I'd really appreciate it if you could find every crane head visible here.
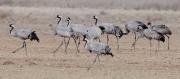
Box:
[57,15,61,18]
[147,22,151,26]
[67,17,71,20]
[9,24,14,27]
[93,16,97,19]
[57,15,62,24]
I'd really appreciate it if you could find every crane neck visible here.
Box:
[147,25,153,29]
[147,22,152,28]
[94,18,98,25]
[57,15,61,24]
[67,20,70,27]
[57,17,61,24]
[83,35,87,47]
[9,25,14,34]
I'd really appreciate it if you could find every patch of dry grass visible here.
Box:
[0,6,180,26]
[1,0,180,10]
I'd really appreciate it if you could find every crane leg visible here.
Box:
[84,41,87,48]
[134,33,136,50]
[135,33,137,40]
[131,36,139,51]
[12,41,26,54]
[107,34,109,45]
[158,41,160,50]
[24,41,27,56]
[116,36,120,50]
[52,40,63,56]
[65,38,70,53]
[166,35,170,50]
[132,32,137,50]
[97,55,100,63]
[150,40,152,53]
[77,37,81,48]
[87,54,99,71]
[73,37,80,53]
[98,38,101,42]
[155,41,160,54]
[168,37,170,50]
[158,41,160,51]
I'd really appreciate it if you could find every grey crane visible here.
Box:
[52,16,79,55]
[125,20,148,50]
[79,16,105,43]
[85,25,104,42]
[132,24,165,52]
[83,35,113,70]
[148,22,172,50]
[76,16,105,42]
[9,24,39,55]
[63,17,104,53]
[93,16,126,49]
[66,17,90,51]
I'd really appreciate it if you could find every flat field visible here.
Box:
[0,4,180,79]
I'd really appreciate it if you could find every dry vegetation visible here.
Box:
[1,0,180,10]
[0,0,180,79]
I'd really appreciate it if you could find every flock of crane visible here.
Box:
[9,15,172,70]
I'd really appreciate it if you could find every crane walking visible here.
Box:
[83,35,113,70]
[52,16,79,55]
[9,24,39,55]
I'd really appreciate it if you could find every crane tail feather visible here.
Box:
[98,26,105,33]
[159,36,165,42]
[157,33,165,43]
[28,31,40,42]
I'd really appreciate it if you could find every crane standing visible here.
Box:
[93,16,126,49]
[125,20,148,50]
[132,24,165,52]
[148,22,172,50]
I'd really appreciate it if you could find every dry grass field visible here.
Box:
[0,0,180,79]
[1,0,180,10]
